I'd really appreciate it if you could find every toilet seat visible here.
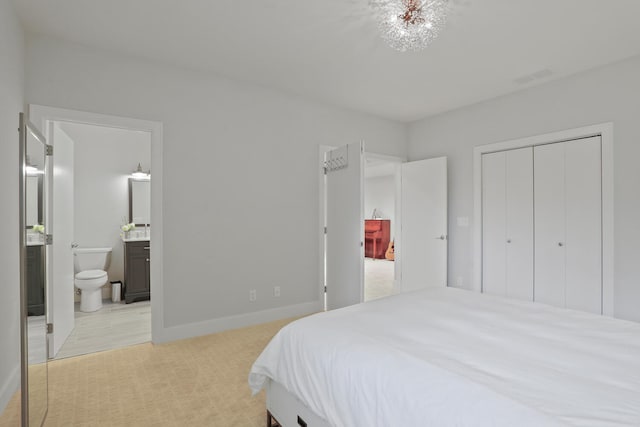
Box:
[75,269,107,280]
[75,270,108,289]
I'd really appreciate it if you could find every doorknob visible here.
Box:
[71,242,79,248]
[435,235,446,240]
[558,242,564,247]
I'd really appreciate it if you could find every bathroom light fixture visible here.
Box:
[369,0,449,52]
[131,163,150,180]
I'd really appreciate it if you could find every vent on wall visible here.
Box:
[514,68,554,85]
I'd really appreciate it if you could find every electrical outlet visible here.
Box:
[249,290,257,302]
[274,286,281,297]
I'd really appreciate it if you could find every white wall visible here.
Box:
[364,175,395,239]
[408,55,640,322]
[0,0,23,414]
[25,36,407,335]
[61,122,151,299]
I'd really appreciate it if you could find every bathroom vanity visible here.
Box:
[26,243,45,316]
[123,239,150,303]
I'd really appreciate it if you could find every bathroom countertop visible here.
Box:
[121,235,150,243]
[120,231,151,243]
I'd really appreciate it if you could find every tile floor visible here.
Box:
[54,300,151,359]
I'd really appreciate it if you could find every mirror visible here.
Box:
[129,178,150,226]
[25,175,42,228]
[20,113,48,426]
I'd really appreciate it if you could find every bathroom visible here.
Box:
[51,120,152,359]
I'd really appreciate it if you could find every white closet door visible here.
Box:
[534,143,566,307]
[505,147,534,300]
[482,148,533,299]
[565,137,602,314]
[482,151,507,296]
[534,137,602,312]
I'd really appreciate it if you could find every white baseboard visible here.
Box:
[0,364,20,417]
[153,300,323,344]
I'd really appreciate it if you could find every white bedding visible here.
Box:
[249,287,640,427]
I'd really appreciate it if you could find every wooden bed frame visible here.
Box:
[265,379,330,427]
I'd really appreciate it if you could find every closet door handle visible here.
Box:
[435,235,447,240]
[558,242,564,247]
[506,239,512,243]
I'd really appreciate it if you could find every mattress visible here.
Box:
[249,287,640,426]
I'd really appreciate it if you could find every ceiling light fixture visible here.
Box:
[370,0,449,52]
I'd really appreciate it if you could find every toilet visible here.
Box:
[74,247,112,312]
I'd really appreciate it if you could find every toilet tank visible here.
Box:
[74,247,112,273]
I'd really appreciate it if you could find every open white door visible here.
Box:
[48,123,75,357]
[399,157,447,291]
[325,143,364,310]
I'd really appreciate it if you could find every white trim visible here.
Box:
[158,301,322,343]
[473,123,614,316]
[28,105,166,342]
[0,364,20,415]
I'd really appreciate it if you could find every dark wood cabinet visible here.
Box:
[364,220,391,259]
[27,244,45,316]
[124,240,150,304]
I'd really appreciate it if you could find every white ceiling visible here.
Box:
[13,0,640,122]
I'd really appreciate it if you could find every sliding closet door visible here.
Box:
[534,137,602,313]
[482,148,533,299]
[564,137,602,313]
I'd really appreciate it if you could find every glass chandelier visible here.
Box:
[370,0,449,52]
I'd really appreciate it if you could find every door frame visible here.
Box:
[28,105,165,343]
[472,122,614,316]
[318,145,405,308]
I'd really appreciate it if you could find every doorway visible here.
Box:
[55,121,151,359]
[364,155,398,301]
[29,105,164,358]
[320,143,448,310]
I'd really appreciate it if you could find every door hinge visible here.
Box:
[46,144,53,156]
[324,226,327,234]
[47,323,53,334]
[360,241,363,247]
[324,286,327,293]
[45,234,53,245]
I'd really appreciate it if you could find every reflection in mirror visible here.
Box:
[20,113,48,426]
[129,178,150,226]
[25,175,42,227]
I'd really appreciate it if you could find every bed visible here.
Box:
[249,287,640,427]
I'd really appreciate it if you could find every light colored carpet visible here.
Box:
[364,257,395,301]
[0,317,295,427]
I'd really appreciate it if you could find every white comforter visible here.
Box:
[249,288,640,427]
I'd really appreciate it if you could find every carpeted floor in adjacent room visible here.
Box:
[0,317,295,427]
